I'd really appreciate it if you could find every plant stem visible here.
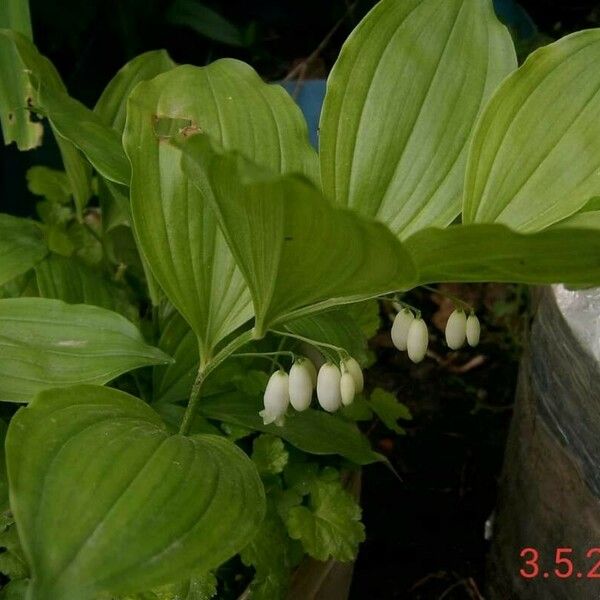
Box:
[270,329,348,360]
[178,328,255,435]
[421,284,472,311]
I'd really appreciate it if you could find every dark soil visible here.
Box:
[350,284,530,599]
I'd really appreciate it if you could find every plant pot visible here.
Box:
[486,285,600,599]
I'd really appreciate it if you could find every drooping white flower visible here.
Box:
[259,370,289,426]
[316,362,342,412]
[391,308,414,351]
[406,318,428,363]
[340,357,364,394]
[466,314,481,347]
[340,371,356,406]
[445,309,467,350]
[289,358,314,411]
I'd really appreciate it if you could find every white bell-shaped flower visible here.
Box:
[407,318,429,363]
[391,308,414,351]
[340,357,364,394]
[445,309,467,350]
[259,370,289,426]
[316,362,342,412]
[340,371,356,406]
[289,359,314,411]
[466,314,481,347]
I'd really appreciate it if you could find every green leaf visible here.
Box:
[152,310,198,403]
[199,391,382,465]
[251,434,289,476]
[0,298,170,403]
[6,385,265,599]
[0,31,129,185]
[54,135,92,218]
[124,61,317,358]
[284,308,371,366]
[0,0,30,36]
[319,0,516,238]
[155,572,217,600]
[167,0,245,47]
[405,223,600,286]
[0,514,28,580]
[107,570,218,600]
[0,30,92,213]
[37,83,129,185]
[178,134,417,336]
[0,578,29,600]
[284,476,364,562]
[94,50,175,134]
[35,254,136,319]
[464,30,600,231]
[26,166,71,203]
[0,214,47,286]
[240,501,300,600]
[368,388,411,435]
[0,2,40,149]
[0,420,9,510]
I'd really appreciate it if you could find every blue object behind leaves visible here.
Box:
[281,80,327,149]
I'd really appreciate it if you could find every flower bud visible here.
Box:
[316,362,342,412]
[340,371,356,406]
[466,314,481,347]
[407,318,428,363]
[289,359,314,411]
[391,308,414,351]
[340,357,364,394]
[259,370,289,426]
[445,309,467,350]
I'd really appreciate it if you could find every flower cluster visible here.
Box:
[391,307,480,363]
[260,356,363,426]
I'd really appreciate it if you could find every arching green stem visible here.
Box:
[179,328,255,435]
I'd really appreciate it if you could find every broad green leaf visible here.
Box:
[251,434,289,476]
[124,61,317,359]
[0,2,39,149]
[553,210,600,230]
[284,308,371,365]
[464,30,600,231]
[179,134,417,335]
[0,214,47,286]
[35,254,136,319]
[0,31,128,185]
[6,385,265,599]
[167,0,245,47]
[0,298,170,403]
[368,388,411,434]
[0,1,31,37]
[283,476,364,562]
[319,0,516,238]
[199,391,382,465]
[405,223,600,286]
[95,50,175,133]
[0,30,92,212]
[37,83,129,185]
